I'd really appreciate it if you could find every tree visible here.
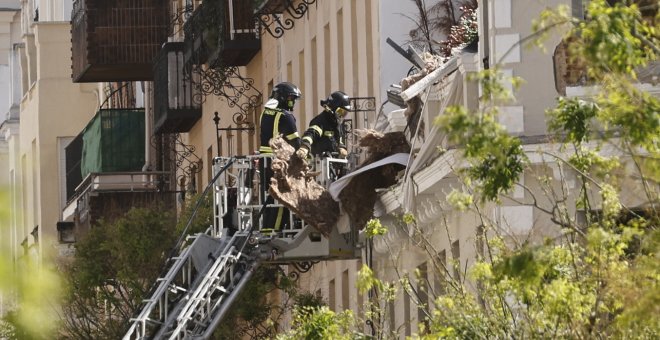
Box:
[405,0,478,56]
[59,191,323,339]
[283,1,659,338]
[59,206,177,339]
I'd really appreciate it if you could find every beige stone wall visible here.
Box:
[185,0,382,188]
[14,21,97,260]
[178,0,384,329]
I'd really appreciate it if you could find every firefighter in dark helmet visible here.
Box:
[296,91,351,159]
[259,82,302,232]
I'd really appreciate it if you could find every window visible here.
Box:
[287,61,293,82]
[298,50,306,125]
[329,279,336,311]
[311,37,318,119]
[57,136,74,211]
[388,298,396,334]
[356,261,363,314]
[365,0,374,99]
[337,8,345,89]
[417,262,429,333]
[451,240,461,281]
[342,269,350,310]
[403,289,411,336]
[324,23,331,95]
[350,1,359,94]
[433,250,447,296]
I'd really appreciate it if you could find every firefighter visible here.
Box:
[295,91,351,160]
[259,82,302,233]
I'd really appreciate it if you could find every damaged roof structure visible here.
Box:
[269,46,474,236]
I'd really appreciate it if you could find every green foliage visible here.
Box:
[365,218,387,238]
[356,264,383,294]
[176,191,215,236]
[61,205,176,339]
[277,306,362,340]
[436,101,527,201]
[212,265,325,339]
[285,1,659,339]
[440,5,479,58]
[0,188,62,339]
[446,189,473,211]
[212,266,279,339]
[402,212,416,225]
[548,97,598,144]
[540,0,660,153]
[418,219,658,338]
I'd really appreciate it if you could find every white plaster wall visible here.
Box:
[0,65,9,115]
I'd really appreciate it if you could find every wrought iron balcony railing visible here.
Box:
[153,42,202,134]
[71,0,169,82]
[183,0,260,69]
[254,0,316,38]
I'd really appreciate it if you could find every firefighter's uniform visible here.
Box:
[301,109,344,156]
[259,107,300,153]
[259,106,300,232]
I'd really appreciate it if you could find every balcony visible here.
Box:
[71,0,169,82]
[255,0,292,14]
[183,0,260,68]
[80,109,146,178]
[153,42,202,134]
[62,108,173,231]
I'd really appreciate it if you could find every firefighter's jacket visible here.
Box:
[259,106,300,153]
[301,110,345,156]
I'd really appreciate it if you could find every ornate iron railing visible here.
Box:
[255,0,317,38]
[153,42,202,134]
[70,0,169,82]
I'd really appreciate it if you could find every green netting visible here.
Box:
[81,109,145,179]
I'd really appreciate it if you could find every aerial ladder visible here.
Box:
[123,154,360,339]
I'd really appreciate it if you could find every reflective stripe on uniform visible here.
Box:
[310,125,322,135]
[286,132,299,140]
[323,131,334,136]
[302,136,313,144]
[274,207,284,230]
[259,146,273,153]
[273,111,283,138]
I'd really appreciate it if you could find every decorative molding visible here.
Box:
[493,0,512,28]
[415,194,444,227]
[494,34,520,64]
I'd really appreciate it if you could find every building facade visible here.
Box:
[3,0,656,338]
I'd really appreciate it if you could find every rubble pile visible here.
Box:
[400,53,440,133]
[268,130,410,236]
[338,129,410,229]
[268,136,338,237]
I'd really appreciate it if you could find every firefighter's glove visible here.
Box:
[338,147,348,159]
[296,146,309,160]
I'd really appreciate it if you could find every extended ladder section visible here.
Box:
[124,155,360,339]
[123,230,258,339]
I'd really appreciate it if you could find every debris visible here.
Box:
[338,130,410,229]
[268,130,410,235]
[400,53,441,133]
[268,136,338,237]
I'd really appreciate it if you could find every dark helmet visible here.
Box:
[271,82,302,110]
[321,91,351,112]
